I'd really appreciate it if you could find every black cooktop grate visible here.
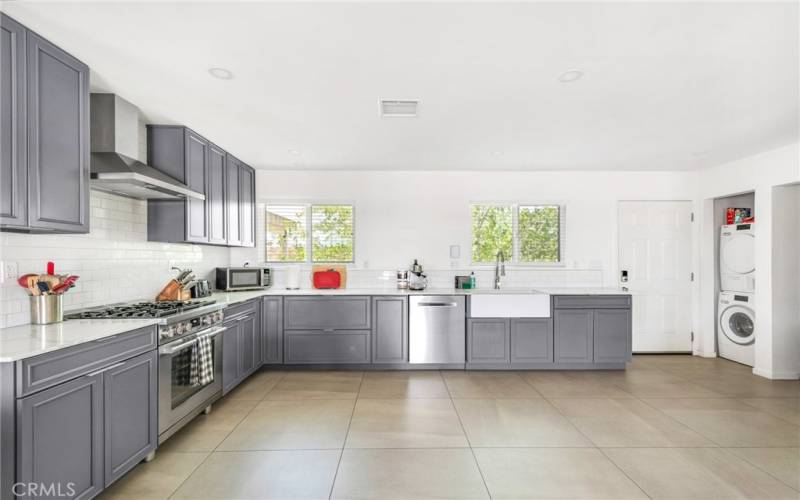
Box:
[65,300,215,319]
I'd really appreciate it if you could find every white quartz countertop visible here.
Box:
[0,318,160,362]
[210,287,631,306]
[1,287,629,362]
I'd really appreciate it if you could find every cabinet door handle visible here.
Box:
[86,361,125,378]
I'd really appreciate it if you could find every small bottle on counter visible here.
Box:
[469,272,476,289]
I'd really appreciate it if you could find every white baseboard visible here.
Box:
[752,368,800,380]
[692,350,717,358]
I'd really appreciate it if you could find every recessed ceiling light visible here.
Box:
[380,100,419,117]
[208,67,234,80]
[558,70,583,83]
[493,151,504,157]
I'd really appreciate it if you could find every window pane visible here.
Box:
[519,205,560,262]
[266,205,307,262]
[312,205,354,262]
[471,205,513,262]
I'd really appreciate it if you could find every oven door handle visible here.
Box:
[159,326,226,355]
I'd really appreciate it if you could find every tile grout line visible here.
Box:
[166,370,288,500]
[445,370,495,500]
[718,447,800,493]
[327,371,364,500]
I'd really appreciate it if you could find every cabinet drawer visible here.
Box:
[16,325,157,397]
[284,296,371,330]
[224,299,258,320]
[553,295,631,309]
[284,330,370,364]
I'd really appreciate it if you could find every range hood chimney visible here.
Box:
[90,94,204,200]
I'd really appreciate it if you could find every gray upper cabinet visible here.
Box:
[207,143,227,244]
[467,318,510,364]
[593,308,632,363]
[0,15,27,228]
[510,318,553,364]
[147,125,255,247]
[261,297,283,365]
[103,350,157,487]
[17,373,104,500]
[1,14,90,234]
[184,130,209,242]
[553,309,594,363]
[372,296,407,364]
[225,154,242,246]
[239,164,255,247]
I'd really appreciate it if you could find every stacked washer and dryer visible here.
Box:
[718,223,756,366]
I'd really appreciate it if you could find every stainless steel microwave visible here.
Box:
[215,267,272,291]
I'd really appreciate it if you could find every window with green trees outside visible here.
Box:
[471,204,562,264]
[266,204,354,263]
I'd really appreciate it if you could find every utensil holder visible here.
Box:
[30,295,63,325]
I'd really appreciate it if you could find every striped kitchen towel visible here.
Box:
[189,334,215,387]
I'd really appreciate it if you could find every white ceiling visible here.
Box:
[3,1,798,171]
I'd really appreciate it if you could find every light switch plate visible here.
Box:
[449,245,461,259]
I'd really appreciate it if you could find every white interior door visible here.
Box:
[618,201,693,352]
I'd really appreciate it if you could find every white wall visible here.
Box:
[771,183,800,378]
[696,142,800,378]
[231,170,696,288]
[0,191,230,328]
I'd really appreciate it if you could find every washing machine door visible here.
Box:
[719,305,755,345]
[721,232,755,275]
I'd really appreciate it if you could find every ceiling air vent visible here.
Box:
[380,99,419,117]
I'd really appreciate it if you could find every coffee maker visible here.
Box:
[408,259,428,290]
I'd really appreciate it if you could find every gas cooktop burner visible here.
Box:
[65,300,217,320]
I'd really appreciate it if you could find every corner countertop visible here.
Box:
[0,318,160,362]
[1,287,629,362]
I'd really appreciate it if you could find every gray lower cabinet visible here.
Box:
[103,351,157,487]
[261,297,283,365]
[553,309,594,363]
[467,319,510,364]
[15,348,157,500]
[284,330,370,364]
[1,14,90,234]
[593,309,632,363]
[17,373,104,500]
[510,318,553,364]
[284,296,371,330]
[371,296,407,364]
[222,301,260,394]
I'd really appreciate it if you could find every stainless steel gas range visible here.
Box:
[66,300,226,442]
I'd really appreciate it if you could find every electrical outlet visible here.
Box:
[2,261,18,283]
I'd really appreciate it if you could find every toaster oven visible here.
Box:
[215,267,272,291]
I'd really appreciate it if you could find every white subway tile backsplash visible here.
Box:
[0,191,230,328]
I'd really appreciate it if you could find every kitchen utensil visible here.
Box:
[17,274,36,289]
[37,281,50,294]
[313,269,341,289]
[46,261,55,275]
[30,294,63,324]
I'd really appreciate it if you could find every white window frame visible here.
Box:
[470,202,566,266]
[265,202,355,264]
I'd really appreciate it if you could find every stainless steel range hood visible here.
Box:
[90,94,204,200]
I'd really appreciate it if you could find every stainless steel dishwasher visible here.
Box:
[409,295,466,364]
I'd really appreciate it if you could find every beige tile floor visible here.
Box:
[99,355,800,499]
